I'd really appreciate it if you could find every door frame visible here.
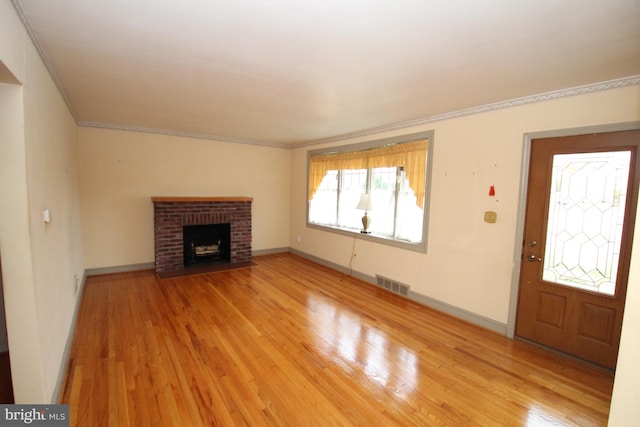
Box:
[506,121,640,339]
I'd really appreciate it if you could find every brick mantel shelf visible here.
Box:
[151,196,253,203]
[152,197,253,274]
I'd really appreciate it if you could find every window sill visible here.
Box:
[307,222,427,254]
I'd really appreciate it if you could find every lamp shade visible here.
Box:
[356,193,373,211]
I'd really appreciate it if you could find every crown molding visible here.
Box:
[80,75,639,150]
[296,75,640,148]
[12,0,638,150]
[11,0,75,114]
[77,122,292,149]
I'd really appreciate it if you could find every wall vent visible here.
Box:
[375,275,410,297]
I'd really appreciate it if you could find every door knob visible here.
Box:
[527,254,542,262]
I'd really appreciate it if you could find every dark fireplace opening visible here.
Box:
[183,223,231,267]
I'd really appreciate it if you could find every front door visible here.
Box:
[516,130,640,369]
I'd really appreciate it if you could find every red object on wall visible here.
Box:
[489,185,495,196]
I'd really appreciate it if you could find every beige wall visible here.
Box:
[609,214,640,425]
[291,86,640,325]
[0,80,44,403]
[3,0,640,420]
[0,0,25,84]
[290,85,640,426]
[0,0,84,403]
[23,43,84,401]
[78,128,291,269]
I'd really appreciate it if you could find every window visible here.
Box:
[307,131,433,252]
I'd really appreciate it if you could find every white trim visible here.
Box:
[77,121,293,150]
[10,0,73,112]
[295,75,640,148]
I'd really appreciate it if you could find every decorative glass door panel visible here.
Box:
[542,151,631,296]
[517,130,639,369]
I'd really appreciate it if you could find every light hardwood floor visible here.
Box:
[61,253,613,426]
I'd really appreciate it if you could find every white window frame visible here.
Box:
[306,130,434,253]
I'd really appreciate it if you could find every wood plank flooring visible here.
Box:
[61,253,614,426]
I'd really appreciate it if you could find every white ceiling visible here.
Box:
[12,0,640,147]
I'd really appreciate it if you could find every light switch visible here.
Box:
[43,209,51,223]
[484,211,497,223]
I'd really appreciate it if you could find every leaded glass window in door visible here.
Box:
[542,151,631,296]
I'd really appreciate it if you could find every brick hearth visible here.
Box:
[152,197,252,274]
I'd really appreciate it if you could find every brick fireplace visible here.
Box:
[152,197,252,275]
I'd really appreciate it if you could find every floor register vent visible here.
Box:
[375,275,410,297]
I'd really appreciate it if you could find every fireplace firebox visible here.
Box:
[183,223,231,266]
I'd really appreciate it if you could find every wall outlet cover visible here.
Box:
[484,211,497,223]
